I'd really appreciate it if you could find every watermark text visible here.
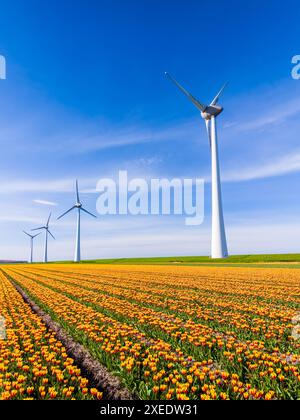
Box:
[0,55,6,80]
[96,171,204,226]
[0,316,6,339]
[292,55,300,80]
[292,314,300,340]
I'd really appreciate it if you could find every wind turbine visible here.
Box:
[23,231,41,263]
[165,72,229,259]
[32,213,55,263]
[57,180,96,263]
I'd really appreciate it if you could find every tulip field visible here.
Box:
[0,269,102,400]
[0,263,299,400]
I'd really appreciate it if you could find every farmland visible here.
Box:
[0,269,103,400]
[60,253,300,264]
[0,263,299,400]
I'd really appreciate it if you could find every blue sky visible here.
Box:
[1,0,300,261]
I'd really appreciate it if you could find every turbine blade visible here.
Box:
[80,207,97,218]
[23,231,32,238]
[165,72,206,112]
[46,212,52,227]
[31,227,44,231]
[47,229,55,240]
[210,82,228,106]
[76,180,80,203]
[32,232,41,239]
[57,206,76,220]
[205,119,212,148]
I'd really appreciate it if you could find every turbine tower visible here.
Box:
[32,213,55,263]
[23,231,41,263]
[57,180,97,263]
[166,72,228,259]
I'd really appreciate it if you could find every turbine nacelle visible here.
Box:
[31,213,55,239]
[23,231,41,240]
[201,105,223,120]
[57,180,97,221]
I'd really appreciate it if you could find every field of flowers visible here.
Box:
[1,264,299,400]
[0,269,103,400]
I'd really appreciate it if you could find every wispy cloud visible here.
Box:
[234,98,300,133]
[2,147,300,198]
[0,215,42,224]
[0,178,95,194]
[223,150,300,182]
[33,199,58,206]
[46,119,198,155]
[0,109,198,156]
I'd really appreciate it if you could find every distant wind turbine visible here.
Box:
[23,231,41,263]
[32,213,55,263]
[165,72,229,259]
[57,180,97,262]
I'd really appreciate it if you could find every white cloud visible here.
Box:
[47,119,198,155]
[0,215,42,224]
[33,199,58,206]
[0,110,197,156]
[0,177,96,194]
[223,150,300,182]
[235,97,300,132]
[2,145,300,200]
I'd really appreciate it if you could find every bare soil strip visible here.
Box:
[10,278,136,401]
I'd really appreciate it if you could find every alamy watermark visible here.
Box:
[0,316,6,340]
[0,55,6,80]
[291,55,300,80]
[96,171,204,226]
[292,314,300,341]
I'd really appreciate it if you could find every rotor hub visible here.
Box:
[201,111,211,120]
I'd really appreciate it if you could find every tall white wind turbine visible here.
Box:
[166,72,228,259]
[57,180,97,263]
[23,231,41,263]
[32,213,55,263]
